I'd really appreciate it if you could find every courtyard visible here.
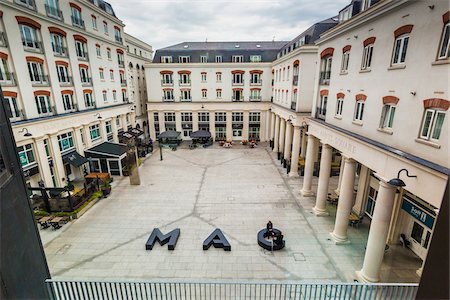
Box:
[41,144,421,283]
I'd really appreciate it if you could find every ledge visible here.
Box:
[431,59,450,66]
[352,120,363,126]
[359,69,371,73]
[339,71,348,76]
[334,115,342,120]
[415,138,441,149]
[377,127,393,135]
[387,65,406,71]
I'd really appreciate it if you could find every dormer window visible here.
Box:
[215,56,222,63]
[250,55,261,62]
[161,56,172,63]
[178,56,190,63]
[200,56,208,63]
[232,55,244,63]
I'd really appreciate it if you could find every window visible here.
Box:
[91,15,97,29]
[380,104,396,129]
[35,95,52,115]
[341,51,350,72]
[232,55,243,63]
[361,44,374,70]
[215,112,226,123]
[71,6,84,28]
[107,48,111,60]
[201,73,207,82]
[56,65,70,83]
[354,100,365,121]
[79,66,90,83]
[179,73,190,85]
[99,68,104,79]
[106,121,113,141]
[180,90,191,101]
[420,109,446,141]
[232,89,243,101]
[117,52,124,66]
[249,112,261,123]
[181,112,192,122]
[200,56,208,63]
[163,89,174,100]
[84,91,94,107]
[318,95,327,117]
[216,72,222,82]
[27,61,46,83]
[336,98,344,116]
[250,89,261,101]
[365,187,378,218]
[96,44,101,57]
[20,24,40,49]
[75,41,87,59]
[102,90,107,102]
[51,33,66,56]
[232,73,243,85]
[216,89,222,99]
[250,55,261,63]
[392,35,409,65]
[110,70,114,80]
[62,93,75,111]
[114,27,122,43]
[17,144,35,168]
[250,73,261,85]
[103,21,108,35]
[113,90,117,101]
[164,112,176,123]
[438,22,450,60]
[215,56,222,63]
[199,89,206,99]
[17,0,35,10]
[4,96,20,119]
[161,56,172,63]
[320,56,332,84]
[178,56,190,63]
[58,132,74,152]
[161,73,173,84]
[90,124,101,141]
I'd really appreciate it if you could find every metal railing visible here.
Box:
[59,76,73,86]
[162,96,174,102]
[161,79,173,86]
[53,45,68,57]
[45,4,64,20]
[0,72,16,86]
[22,38,42,51]
[71,16,85,29]
[115,36,123,44]
[293,75,299,86]
[180,97,192,102]
[232,80,244,86]
[0,32,8,47]
[249,96,262,101]
[232,97,243,102]
[77,51,89,61]
[81,77,92,86]
[319,71,331,85]
[316,106,327,120]
[31,75,50,86]
[179,80,191,86]
[45,279,418,300]
[121,80,127,86]
[250,79,262,85]
[118,61,125,68]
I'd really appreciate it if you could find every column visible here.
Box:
[226,111,233,141]
[83,125,92,148]
[159,112,165,132]
[353,165,370,214]
[273,115,280,152]
[300,128,307,158]
[300,135,317,196]
[334,157,346,195]
[265,110,271,142]
[148,111,156,141]
[283,122,292,161]
[192,111,199,132]
[111,117,119,143]
[278,118,286,158]
[121,114,127,130]
[313,143,332,216]
[130,112,136,127]
[288,126,301,177]
[356,180,397,282]
[74,126,85,153]
[50,134,65,187]
[175,111,182,133]
[243,111,249,140]
[34,137,53,187]
[99,120,107,142]
[330,157,356,244]
[209,111,215,141]
[270,112,275,141]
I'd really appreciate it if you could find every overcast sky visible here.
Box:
[107,0,349,51]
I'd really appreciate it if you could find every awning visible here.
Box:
[62,151,89,167]
[85,142,128,158]
[129,128,144,137]
[190,130,211,139]
[158,131,181,139]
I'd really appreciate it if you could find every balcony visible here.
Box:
[180,97,192,102]
[22,39,43,53]
[0,32,7,47]
[0,72,16,87]
[45,4,64,21]
[315,106,327,120]
[59,76,73,86]
[52,45,68,57]
[319,71,331,85]
[232,80,244,86]
[71,15,85,29]
[120,79,127,87]
[15,0,35,10]
[290,101,297,111]
[162,97,174,102]
[179,80,191,86]
[250,79,262,86]
[31,75,50,86]
[161,79,173,86]
[249,95,262,102]
[292,75,298,86]
[81,77,92,87]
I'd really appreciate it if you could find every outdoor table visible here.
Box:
[49,217,64,230]
[38,216,53,229]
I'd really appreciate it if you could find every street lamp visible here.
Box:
[387,168,417,187]
[287,114,296,122]
[19,128,32,137]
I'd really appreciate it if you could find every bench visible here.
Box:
[38,216,53,229]
[49,217,65,230]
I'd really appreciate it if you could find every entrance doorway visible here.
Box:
[409,221,432,260]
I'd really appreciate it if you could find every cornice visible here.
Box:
[271,45,318,66]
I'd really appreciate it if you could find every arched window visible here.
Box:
[361,37,376,70]
[320,48,334,84]
[419,98,449,141]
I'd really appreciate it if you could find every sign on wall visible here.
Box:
[401,199,435,229]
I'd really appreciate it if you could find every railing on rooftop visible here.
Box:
[45,279,418,300]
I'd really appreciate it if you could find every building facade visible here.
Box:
[268,0,449,282]
[0,0,151,189]
[124,33,153,137]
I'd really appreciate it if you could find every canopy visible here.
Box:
[62,151,88,167]
[158,131,181,139]
[85,142,128,158]
[129,128,144,137]
[190,130,211,139]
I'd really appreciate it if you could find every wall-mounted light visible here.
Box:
[387,168,417,187]
[300,120,308,129]
[410,91,416,96]
[287,115,296,122]
[128,105,135,111]
[201,104,205,109]
[19,128,32,137]
[94,113,102,120]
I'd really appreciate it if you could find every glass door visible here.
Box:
[409,221,432,260]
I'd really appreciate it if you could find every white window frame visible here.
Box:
[250,55,261,62]
[380,104,396,129]
[438,23,450,60]
[232,55,244,63]
[215,56,222,63]
[336,98,344,116]
[354,100,365,121]
[84,92,94,107]
[96,44,101,57]
[92,15,97,30]
[161,56,173,63]
[201,73,207,82]
[75,40,87,59]
[361,44,374,70]
[201,90,207,98]
[216,89,222,99]
[216,72,222,82]
[178,56,190,63]
[56,64,69,83]
[62,93,75,111]
[89,124,101,141]
[341,51,350,72]
[17,144,36,168]
[35,95,52,115]
[200,56,208,63]
[391,35,409,65]
[164,112,176,122]
[57,132,74,152]
[419,109,446,141]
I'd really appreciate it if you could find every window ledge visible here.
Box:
[415,138,441,149]
[334,115,342,120]
[377,127,393,135]
[388,65,406,70]
[352,120,363,126]
[339,71,348,75]
[431,59,450,66]
[359,69,371,73]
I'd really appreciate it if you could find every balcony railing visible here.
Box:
[31,75,50,86]
[179,80,191,86]
[77,51,89,61]
[249,95,262,102]
[85,101,96,109]
[45,4,63,20]
[0,32,7,47]
[250,79,262,86]
[162,97,174,102]
[71,15,85,29]
[115,36,123,44]
[232,80,244,86]
[15,0,35,10]
[180,97,192,102]
[59,76,73,86]
[52,45,68,57]
[316,106,327,120]
[64,103,78,113]
[8,109,24,122]
[120,80,127,87]
[38,106,55,118]
[161,79,173,86]
[291,101,297,111]
[232,96,243,102]
[271,79,274,86]
[118,61,125,68]
[0,72,16,86]
[45,279,419,300]
[22,39,42,52]
[319,71,331,85]
[293,75,298,86]
[81,77,92,86]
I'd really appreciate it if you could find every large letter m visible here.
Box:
[145,228,180,251]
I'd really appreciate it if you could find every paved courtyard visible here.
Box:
[42,143,421,282]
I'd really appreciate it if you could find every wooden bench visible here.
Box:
[49,217,65,230]
[38,216,53,229]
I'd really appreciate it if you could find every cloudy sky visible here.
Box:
[107,0,349,51]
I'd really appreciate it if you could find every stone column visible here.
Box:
[288,126,301,177]
[334,157,346,195]
[278,118,286,158]
[121,114,127,131]
[243,111,249,140]
[99,120,107,142]
[273,115,280,152]
[111,117,119,143]
[74,126,85,154]
[356,180,397,282]
[130,112,136,127]
[270,112,276,141]
[209,111,215,141]
[300,128,307,158]
[192,111,199,132]
[353,165,370,214]
[283,122,293,161]
[330,157,356,244]
[34,137,53,187]
[226,111,233,141]
[300,135,317,196]
[175,111,182,133]
[49,134,65,187]
[83,125,92,148]
[313,143,332,216]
